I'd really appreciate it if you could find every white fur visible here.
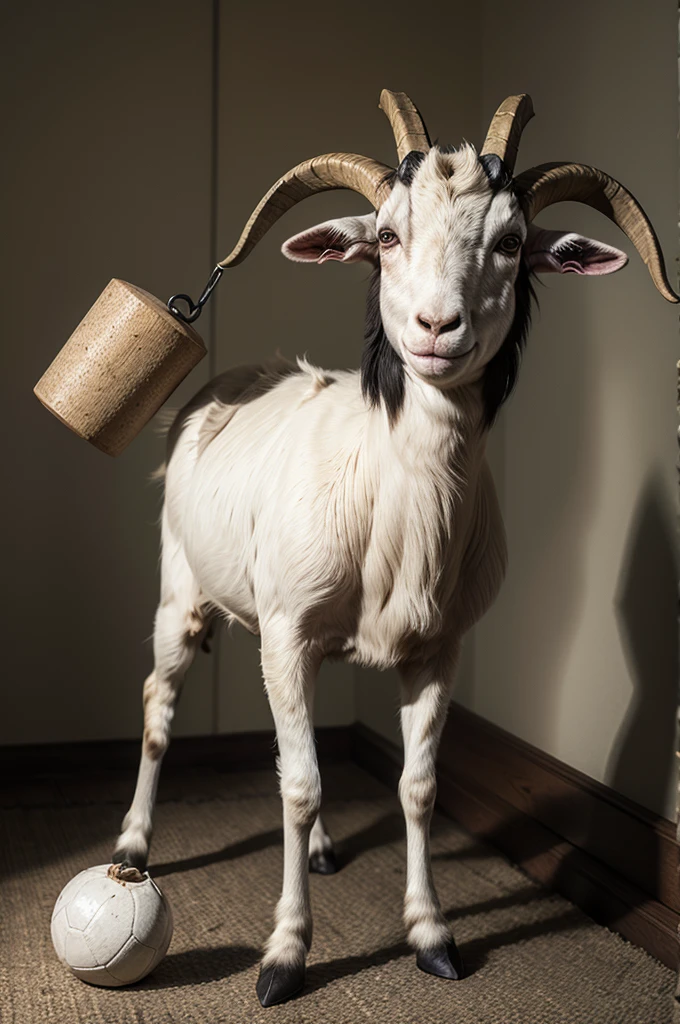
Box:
[116,359,507,959]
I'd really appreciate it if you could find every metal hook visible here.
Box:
[167,265,224,324]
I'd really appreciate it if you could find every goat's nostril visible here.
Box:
[416,313,462,335]
[440,314,462,334]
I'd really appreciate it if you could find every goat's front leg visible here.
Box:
[257,624,321,1007]
[399,650,463,980]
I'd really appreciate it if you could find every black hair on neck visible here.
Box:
[481,257,536,426]
[361,268,405,426]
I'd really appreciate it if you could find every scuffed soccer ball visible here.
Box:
[51,863,173,987]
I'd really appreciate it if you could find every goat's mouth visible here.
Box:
[403,344,476,376]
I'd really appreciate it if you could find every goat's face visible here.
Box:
[283,144,627,394]
[375,146,524,386]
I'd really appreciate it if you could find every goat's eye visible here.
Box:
[497,234,521,256]
[378,229,399,247]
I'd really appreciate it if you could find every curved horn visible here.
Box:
[219,153,394,269]
[379,89,431,164]
[515,162,679,303]
[481,94,534,174]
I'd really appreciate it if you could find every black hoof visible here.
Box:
[416,941,464,980]
[309,849,337,875]
[111,849,147,872]
[256,961,306,1007]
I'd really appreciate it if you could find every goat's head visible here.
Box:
[220,92,678,425]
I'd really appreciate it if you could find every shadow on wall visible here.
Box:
[438,469,679,929]
[608,469,679,815]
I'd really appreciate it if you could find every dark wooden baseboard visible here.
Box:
[0,725,353,776]
[352,708,679,971]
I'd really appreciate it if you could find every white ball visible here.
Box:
[51,864,173,987]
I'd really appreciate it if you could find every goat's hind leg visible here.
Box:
[113,531,207,870]
[308,813,336,874]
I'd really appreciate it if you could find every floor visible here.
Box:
[1,760,674,1024]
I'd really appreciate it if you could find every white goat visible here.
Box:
[114,91,677,1006]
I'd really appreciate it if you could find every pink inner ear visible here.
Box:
[319,241,377,264]
[560,249,627,276]
[318,248,347,263]
[282,229,345,263]
[526,229,628,277]
[283,235,376,266]
[283,214,378,266]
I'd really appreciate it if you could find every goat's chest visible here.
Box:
[337,444,485,668]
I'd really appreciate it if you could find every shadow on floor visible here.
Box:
[305,900,586,994]
[151,827,283,878]
[137,944,260,989]
[447,885,543,920]
[150,810,408,879]
[457,907,584,971]
[146,811,589,993]
[335,812,405,869]
[144,898,588,996]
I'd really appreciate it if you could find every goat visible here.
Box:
[113,91,677,1007]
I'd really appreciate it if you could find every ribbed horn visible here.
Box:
[379,89,431,164]
[515,161,679,303]
[481,94,534,174]
[219,153,394,269]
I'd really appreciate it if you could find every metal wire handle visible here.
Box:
[167,265,224,324]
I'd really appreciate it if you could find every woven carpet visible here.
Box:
[1,760,673,1024]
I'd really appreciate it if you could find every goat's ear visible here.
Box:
[282,213,378,265]
[524,226,628,276]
